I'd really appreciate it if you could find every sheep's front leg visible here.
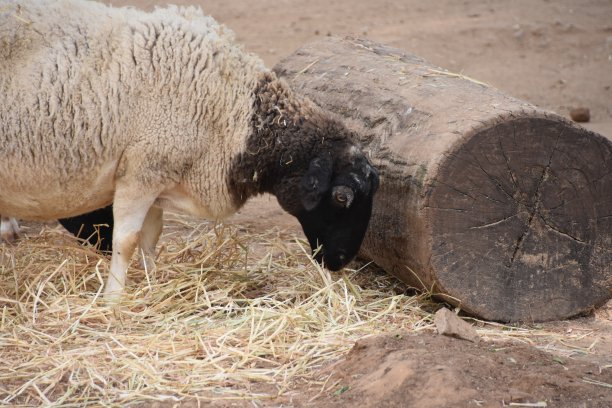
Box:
[104,193,158,299]
[0,217,20,243]
[139,206,163,272]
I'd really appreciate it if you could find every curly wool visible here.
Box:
[0,0,265,220]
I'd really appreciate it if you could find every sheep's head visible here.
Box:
[294,146,379,271]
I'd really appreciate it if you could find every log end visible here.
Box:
[427,115,612,322]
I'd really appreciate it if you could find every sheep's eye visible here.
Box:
[331,186,354,208]
[334,191,347,203]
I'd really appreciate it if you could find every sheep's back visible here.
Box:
[0,0,269,221]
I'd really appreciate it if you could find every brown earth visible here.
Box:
[124,0,612,406]
[15,0,612,406]
[318,332,612,408]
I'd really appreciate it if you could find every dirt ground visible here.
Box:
[121,0,612,406]
[11,0,612,406]
[318,332,611,408]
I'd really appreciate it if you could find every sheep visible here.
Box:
[0,0,379,298]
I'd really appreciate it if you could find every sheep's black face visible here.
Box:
[296,150,379,271]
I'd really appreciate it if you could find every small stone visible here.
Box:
[569,107,590,122]
[434,308,480,342]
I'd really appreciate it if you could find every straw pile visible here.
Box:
[0,214,432,406]
[0,214,606,406]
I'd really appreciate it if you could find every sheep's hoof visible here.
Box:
[0,232,18,243]
[0,218,20,244]
[102,291,123,310]
[140,255,157,273]
[103,281,125,305]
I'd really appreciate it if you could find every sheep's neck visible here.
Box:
[229,74,349,214]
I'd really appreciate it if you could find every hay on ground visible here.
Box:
[0,214,606,406]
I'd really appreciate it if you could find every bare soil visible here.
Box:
[318,332,612,408]
[16,0,612,406]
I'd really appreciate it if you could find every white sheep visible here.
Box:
[0,0,378,298]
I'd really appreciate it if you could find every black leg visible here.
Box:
[58,205,114,253]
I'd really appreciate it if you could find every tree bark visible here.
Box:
[274,37,612,322]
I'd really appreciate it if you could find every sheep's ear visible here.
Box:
[300,156,333,211]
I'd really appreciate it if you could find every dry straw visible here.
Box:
[0,214,431,406]
[0,214,605,406]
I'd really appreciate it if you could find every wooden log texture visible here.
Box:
[274,37,612,322]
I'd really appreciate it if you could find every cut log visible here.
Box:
[274,37,612,322]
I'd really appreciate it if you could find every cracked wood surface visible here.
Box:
[429,117,610,321]
[275,37,612,322]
